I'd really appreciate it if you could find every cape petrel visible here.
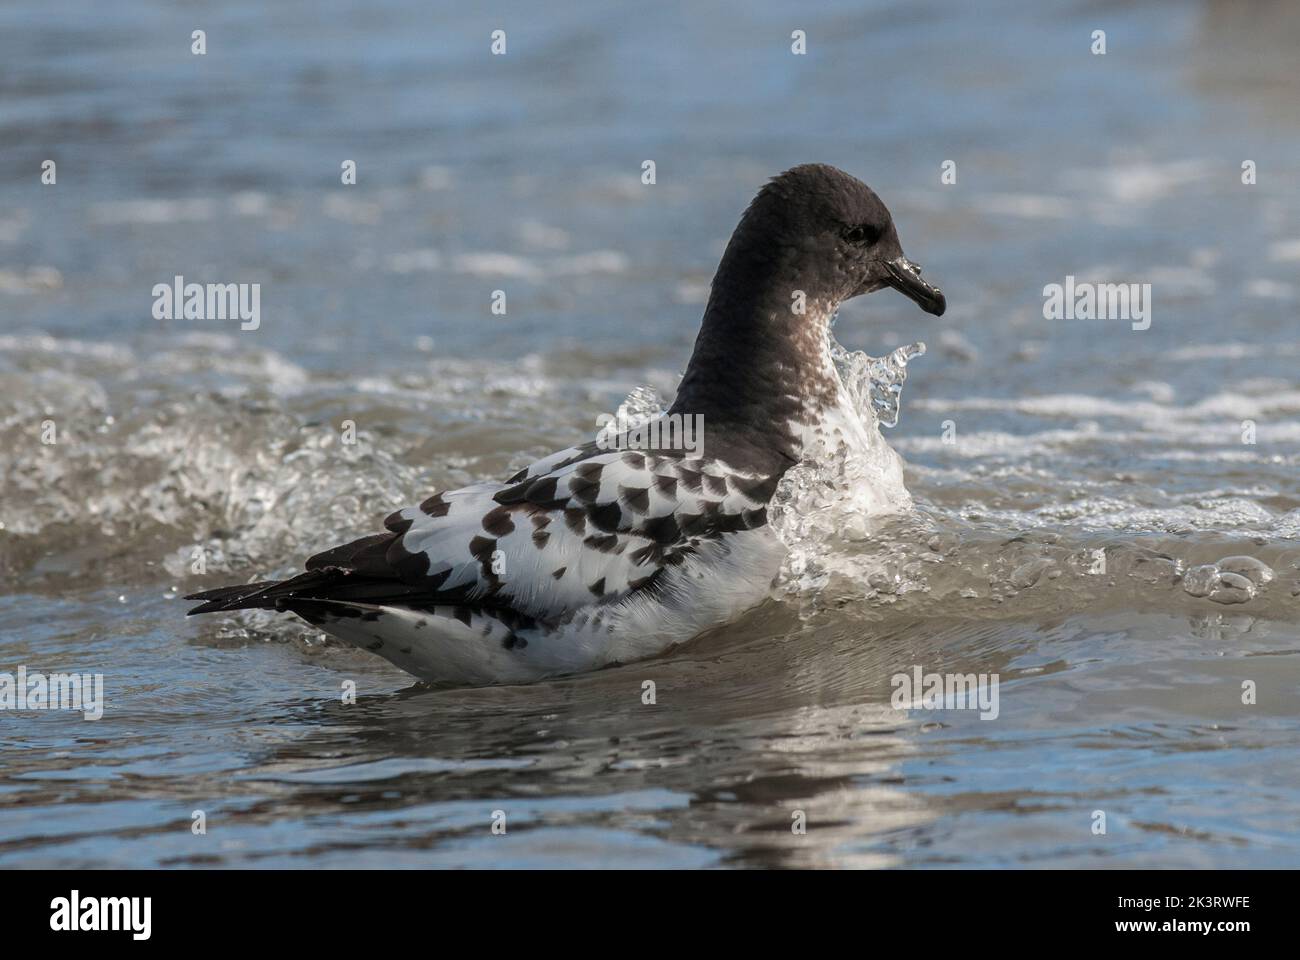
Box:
[187,164,946,685]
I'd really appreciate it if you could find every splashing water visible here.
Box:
[834,341,926,429]
[618,384,666,422]
[760,335,1297,625]
[769,338,927,603]
[596,384,666,447]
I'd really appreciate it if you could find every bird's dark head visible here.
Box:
[729,163,946,316]
[674,164,945,448]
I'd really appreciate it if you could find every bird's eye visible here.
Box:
[843,224,879,245]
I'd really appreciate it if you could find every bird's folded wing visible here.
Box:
[303,444,777,621]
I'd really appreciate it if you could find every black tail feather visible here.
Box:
[186,567,437,616]
[185,571,342,616]
[184,580,281,615]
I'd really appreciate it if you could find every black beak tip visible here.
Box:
[883,257,946,318]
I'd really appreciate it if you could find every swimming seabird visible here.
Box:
[187,164,946,685]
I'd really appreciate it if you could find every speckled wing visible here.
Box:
[306,442,778,622]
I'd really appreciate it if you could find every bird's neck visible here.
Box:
[669,279,845,469]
